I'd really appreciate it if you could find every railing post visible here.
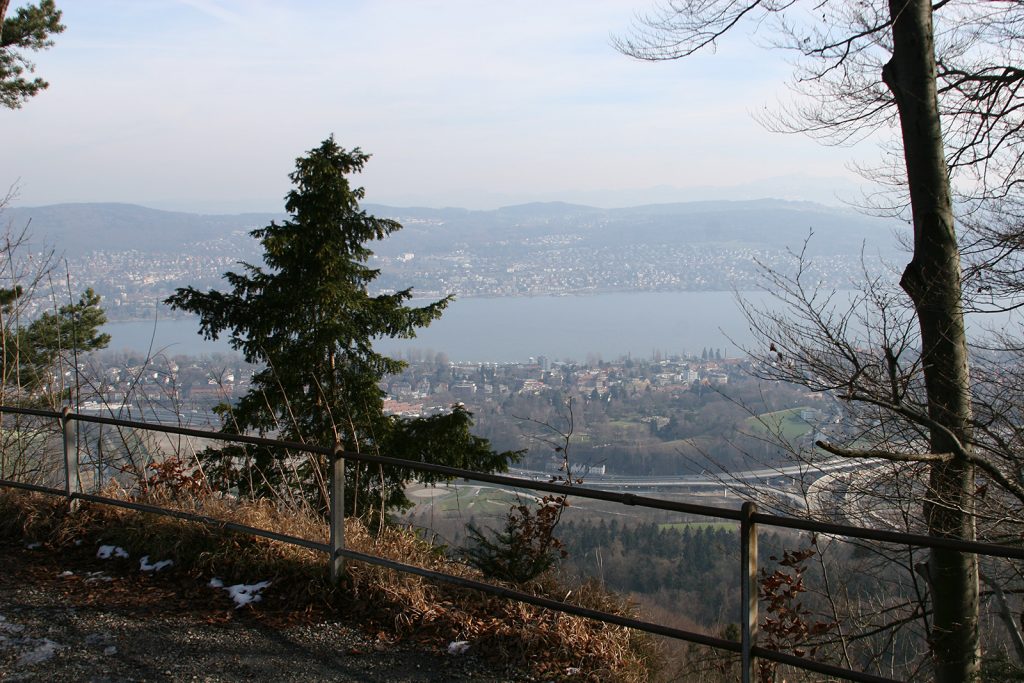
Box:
[329,442,345,583]
[741,500,758,683]
[62,406,79,510]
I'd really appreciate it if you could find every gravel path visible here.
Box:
[0,540,532,682]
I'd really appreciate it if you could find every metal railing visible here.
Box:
[2,404,1022,683]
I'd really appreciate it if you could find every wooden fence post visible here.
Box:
[330,442,345,583]
[741,501,758,683]
[62,406,79,510]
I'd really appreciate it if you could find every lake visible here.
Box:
[102,290,1020,364]
[103,291,769,363]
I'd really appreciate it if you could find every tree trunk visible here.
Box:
[883,1,980,680]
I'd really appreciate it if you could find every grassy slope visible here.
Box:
[0,488,655,681]
[745,407,815,441]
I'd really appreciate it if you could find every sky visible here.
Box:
[3,0,872,213]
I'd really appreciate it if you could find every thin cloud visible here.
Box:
[172,0,244,25]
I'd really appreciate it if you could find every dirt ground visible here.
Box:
[0,539,534,682]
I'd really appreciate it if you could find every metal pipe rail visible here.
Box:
[1,404,1019,683]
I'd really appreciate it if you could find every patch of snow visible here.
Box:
[139,556,174,572]
[24,541,41,550]
[16,638,61,666]
[447,640,471,655]
[96,545,128,560]
[84,572,112,583]
[209,579,271,608]
[103,645,117,656]
[0,616,25,635]
[58,570,74,577]
[224,581,271,608]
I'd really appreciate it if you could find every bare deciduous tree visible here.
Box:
[617,2,1024,680]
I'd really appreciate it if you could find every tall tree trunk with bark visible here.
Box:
[883,1,979,680]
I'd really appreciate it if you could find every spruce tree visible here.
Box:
[0,0,65,109]
[15,287,109,395]
[168,137,517,517]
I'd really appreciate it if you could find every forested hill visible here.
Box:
[2,202,283,255]
[3,199,901,259]
[366,199,902,257]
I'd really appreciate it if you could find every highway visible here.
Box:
[500,458,893,517]
[506,457,877,492]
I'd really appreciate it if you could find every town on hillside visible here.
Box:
[76,347,844,479]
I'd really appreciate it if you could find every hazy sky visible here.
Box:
[4,0,871,213]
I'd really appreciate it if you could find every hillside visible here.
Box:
[3,199,901,259]
[1,203,282,255]
[0,200,904,318]
[0,489,650,681]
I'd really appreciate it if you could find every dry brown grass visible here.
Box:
[0,487,656,681]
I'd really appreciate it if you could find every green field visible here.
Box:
[422,485,536,518]
[746,407,815,441]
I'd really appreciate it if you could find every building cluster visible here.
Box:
[380,353,747,418]
[373,243,864,298]
[63,235,259,320]
[56,227,865,321]
[75,356,255,413]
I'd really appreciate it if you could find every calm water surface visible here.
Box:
[103,290,1016,363]
[104,291,769,362]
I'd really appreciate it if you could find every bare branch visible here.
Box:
[815,440,953,463]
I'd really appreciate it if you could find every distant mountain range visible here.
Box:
[2,199,903,259]
[1,203,281,255]
[367,199,901,257]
